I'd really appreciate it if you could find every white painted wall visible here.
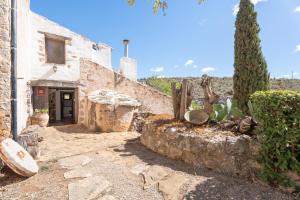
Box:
[120,57,137,81]
[29,12,112,82]
[17,0,32,133]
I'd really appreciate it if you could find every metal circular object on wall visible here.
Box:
[0,138,39,177]
[184,110,209,126]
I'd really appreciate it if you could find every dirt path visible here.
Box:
[0,125,297,200]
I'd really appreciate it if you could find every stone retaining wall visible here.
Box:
[79,59,173,124]
[141,121,259,178]
[0,0,11,138]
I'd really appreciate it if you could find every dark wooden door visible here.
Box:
[61,92,74,121]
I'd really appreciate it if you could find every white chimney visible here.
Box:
[123,39,129,58]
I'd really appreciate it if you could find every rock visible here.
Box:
[58,155,92,170]
[68,176,112,200]
[17,125,42,159]
[130,163,149,175]
[141,166,171,189]
[158,174,190,200]
[98,195,116,200]
[130,112,153,132]
[64,167,99,179]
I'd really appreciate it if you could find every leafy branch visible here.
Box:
[128,0,205,14]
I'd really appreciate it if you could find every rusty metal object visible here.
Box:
[0,138,39,177]
[184,110,209,125]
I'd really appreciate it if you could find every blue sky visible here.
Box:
[31,0,300,79]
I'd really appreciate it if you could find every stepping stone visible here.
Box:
[59,155,92,169]
[64,167,96,179]
[158,174,190,200]
[141,166,171,189]
[130,163,149,175]
[98,195,116,200]
[68,175,111,200]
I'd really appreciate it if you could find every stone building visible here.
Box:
[1,0,172,136]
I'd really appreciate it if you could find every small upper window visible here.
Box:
[45,37,65,64]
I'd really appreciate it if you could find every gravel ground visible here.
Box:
[0,125,298,200]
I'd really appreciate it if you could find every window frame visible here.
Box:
[45,36,66,65]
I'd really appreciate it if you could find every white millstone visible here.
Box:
[0,138,39,177]
[58,155,92,169]
[68,175,112,200]
[88,89,140,107]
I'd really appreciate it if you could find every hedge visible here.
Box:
[250,90,300,190]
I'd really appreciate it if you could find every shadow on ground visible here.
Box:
[53,124,93,134]
[0,166,25,187]
[114,137,295,200]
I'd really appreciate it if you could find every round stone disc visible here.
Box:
[0,138,39,177]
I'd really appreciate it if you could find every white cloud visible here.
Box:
[250,0,267,5]
[296,45,300,52]
[201,67,216,73]
[184,59,194,66]
[283,75,290,78]
[150,67,164,72]
[233,4,239,16]
[157,75,166,78]
[193,65,198,69]
[294,5,300,12]
[199,19,207,26]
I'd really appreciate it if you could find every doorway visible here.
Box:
[48,88,76,125]
[61,92,74,122]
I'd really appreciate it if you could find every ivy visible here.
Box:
[250,90,300,191]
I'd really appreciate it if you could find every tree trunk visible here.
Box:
[201,75,219,115]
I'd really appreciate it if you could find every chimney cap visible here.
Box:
[123,39,130,44]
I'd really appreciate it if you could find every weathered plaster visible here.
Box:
[0,0,12,137]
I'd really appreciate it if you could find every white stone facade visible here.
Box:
[15,0,138,134]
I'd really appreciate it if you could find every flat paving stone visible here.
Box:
[58,155,92,170]
[64,167,101,179]
[141,166,171,189]
[130,163,149,175]
[68,175,111,200]
[158,174,190,200]
[98,195,116,200]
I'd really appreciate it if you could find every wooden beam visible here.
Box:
[171,82,177,118]
[179,79,188,120]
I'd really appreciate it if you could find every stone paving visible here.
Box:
[0,125,297,200]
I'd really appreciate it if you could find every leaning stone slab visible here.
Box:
[158,174,190,200]
[68,175,112,200]
[59,155,92,170]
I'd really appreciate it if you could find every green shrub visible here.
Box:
[250,90,300,190]
[34,108,49,114]
[144,77,181,96]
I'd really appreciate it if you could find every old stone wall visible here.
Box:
[79,59,173,124]
[29,12,112,82]
[141,121,260,178]
[0,0,11,138]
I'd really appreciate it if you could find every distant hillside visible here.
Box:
[140,77,300,99]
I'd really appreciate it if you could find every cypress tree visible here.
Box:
[233,0,269,114]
